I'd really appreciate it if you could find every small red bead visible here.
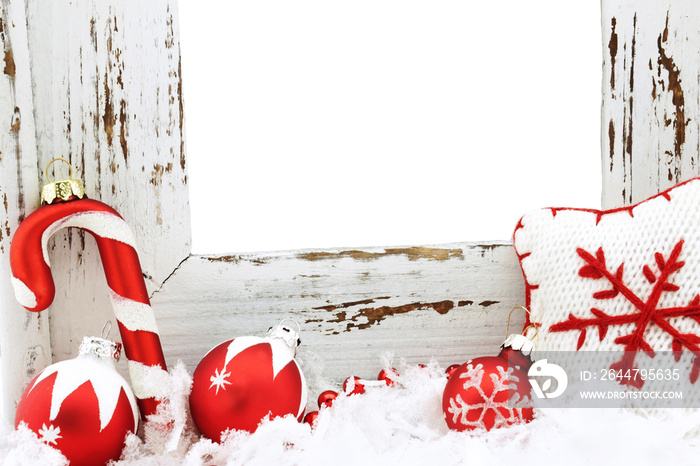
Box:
[317,390,338,409]
[445,364,460,379]
[377,368,399,386]
[303,411,319,428]
[343,376,365,395]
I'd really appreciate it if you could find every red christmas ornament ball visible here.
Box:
[343,376,365,395]
[303,410,320,428]
[317,390,338,409]
[377,368,399,386]
[442,335,534,431]
[445,364,460,379]
[15,337,138,466]
[190,324,307,441]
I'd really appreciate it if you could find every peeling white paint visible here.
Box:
[602,0,700,207]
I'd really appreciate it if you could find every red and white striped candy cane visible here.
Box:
[10,197,168,418]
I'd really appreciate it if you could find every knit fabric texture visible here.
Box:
[513,178,700,395]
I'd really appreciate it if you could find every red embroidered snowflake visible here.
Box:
[548,239,700,388]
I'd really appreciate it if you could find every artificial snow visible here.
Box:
[2,357,700,466]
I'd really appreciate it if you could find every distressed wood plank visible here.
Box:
[602,0,700,207]
[0,0,50,419]
[150,243,526,382]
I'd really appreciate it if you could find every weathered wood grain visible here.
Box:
[23,0,190,365]
[0,0,50,420]
[150,243,526,383]
[602,0,700,207]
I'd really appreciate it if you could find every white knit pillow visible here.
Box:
[513,178,700,388]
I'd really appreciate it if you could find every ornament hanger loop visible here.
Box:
[267,318,302,353]
[522,323,539,339]
[102,320,113,340]
[522,323,541,349]
[40,158,86,204]
[506,306,532,339]
[45,158,74,183]
[278,318,301,334]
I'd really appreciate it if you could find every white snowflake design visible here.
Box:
[37,423,62,446]
[447,362,531,430]
[209,367,232,395]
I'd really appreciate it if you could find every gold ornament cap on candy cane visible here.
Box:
[40,158,87,205]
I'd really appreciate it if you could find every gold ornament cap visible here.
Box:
[40,158,87,205]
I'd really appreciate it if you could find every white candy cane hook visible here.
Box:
[10,161,168,418]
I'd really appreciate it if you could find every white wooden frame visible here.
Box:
[1,0,698,422]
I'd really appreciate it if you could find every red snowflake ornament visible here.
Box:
[442,335,534,431]
[15,336,138,466]
[514,178,700,387]
[189,322,307,441]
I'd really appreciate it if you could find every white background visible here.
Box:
[180,1,602,254]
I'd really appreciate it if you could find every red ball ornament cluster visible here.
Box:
[343,368,402,395]
[303,368,404,429]
[442,334,535,431]
[302,390,338,428]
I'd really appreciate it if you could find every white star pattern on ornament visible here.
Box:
[447,363,531,430]
[209,368,232,394]
[37,423,62,446]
